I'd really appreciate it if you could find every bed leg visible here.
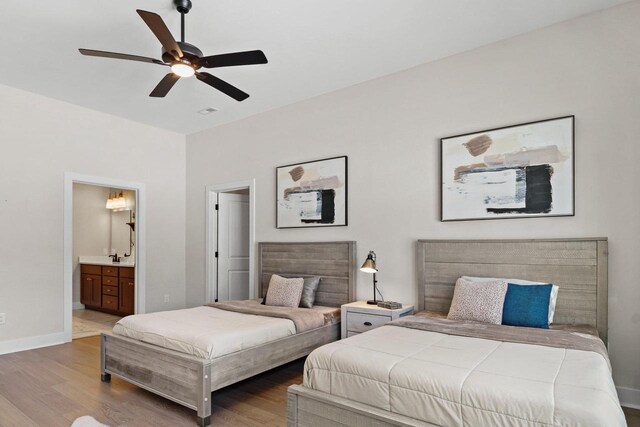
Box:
[100,334,111,383]
[197,416,211,427]
[197,363,212,427]
[287,387,299,427]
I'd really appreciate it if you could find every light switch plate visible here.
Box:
[0,313,5,325]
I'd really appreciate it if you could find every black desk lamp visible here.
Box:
[360,251,379,305]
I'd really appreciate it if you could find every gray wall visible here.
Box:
[185,1,640,395]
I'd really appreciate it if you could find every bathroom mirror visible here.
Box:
[110,190,136,259]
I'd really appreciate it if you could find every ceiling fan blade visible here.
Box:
[199,50,268,68]
[79,49,167,66]
[136,9,183,60]
[150,73,180,97]
[196,72,249,101]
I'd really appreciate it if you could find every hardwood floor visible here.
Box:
[0,336,638,426]
[626,407,640,427]
[0,336,303,426]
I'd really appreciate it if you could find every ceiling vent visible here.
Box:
[197,107,217,115]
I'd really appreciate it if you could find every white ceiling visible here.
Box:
[0,0,630,135]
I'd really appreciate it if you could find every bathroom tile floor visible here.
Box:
[72,309,121,339]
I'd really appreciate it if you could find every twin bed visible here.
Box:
[100,241,356,427]
[101,238,624,427]
[288,238,625,426]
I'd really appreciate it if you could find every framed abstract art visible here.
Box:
[441,116,574,221]
[276,156,348,228]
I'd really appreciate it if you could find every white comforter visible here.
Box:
[113,306,295,359]
[304,325,625,426]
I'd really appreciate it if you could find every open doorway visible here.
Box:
[71,184,136,339]
[206,180,255,303]
[63,173,146,343]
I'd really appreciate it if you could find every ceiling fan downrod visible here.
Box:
[174,0,192,43]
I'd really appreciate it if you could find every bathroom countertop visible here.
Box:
[79,256,135,267]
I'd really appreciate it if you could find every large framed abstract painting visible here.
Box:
[276,156,348,228]
[441,116,574,221]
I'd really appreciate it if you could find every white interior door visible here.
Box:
[217,193,250,301]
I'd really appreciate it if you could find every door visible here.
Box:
[216,193,250,301]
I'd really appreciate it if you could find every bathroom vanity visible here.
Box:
[80,259,135,316]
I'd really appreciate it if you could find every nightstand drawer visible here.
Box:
[347,312,391,333]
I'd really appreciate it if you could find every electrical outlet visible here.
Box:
[164,295,170,303]
[0,313,5,325]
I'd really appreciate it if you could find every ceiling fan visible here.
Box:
[79,0,267,101]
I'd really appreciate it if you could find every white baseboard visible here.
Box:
[73,302,85,310]
[618,386,640,409]
[0,332,67,355]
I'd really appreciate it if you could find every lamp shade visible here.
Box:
[360,251,378,273]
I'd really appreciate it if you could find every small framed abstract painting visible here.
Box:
[276,156,348,228]
[441,116,574,221]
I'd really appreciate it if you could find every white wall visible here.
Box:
[0,84,186,347]
[72,183,112,306]
[185,1,640,395]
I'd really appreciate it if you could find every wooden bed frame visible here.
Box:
[100,241,356,427]
[288,238,609,427]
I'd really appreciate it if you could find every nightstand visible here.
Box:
[341,301,414,339]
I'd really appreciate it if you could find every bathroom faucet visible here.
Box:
[109,253,121,263]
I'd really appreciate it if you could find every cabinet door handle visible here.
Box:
[364,321,372,326]
[129,282,134,286]
[87,278,92,281]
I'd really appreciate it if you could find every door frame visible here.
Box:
[63,172,146,342]
[205,179,256,303]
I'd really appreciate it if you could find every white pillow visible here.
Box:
[447,278,508,324]
[461,276,559,324]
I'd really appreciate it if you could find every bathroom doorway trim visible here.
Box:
[63,172,147,343]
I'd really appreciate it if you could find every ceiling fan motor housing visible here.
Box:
[174,0,192,14]
[162,42,203,65]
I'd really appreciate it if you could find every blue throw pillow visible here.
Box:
[502,284,553,329]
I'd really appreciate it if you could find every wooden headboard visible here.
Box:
[417,238,608,342]
[258,241,357,307]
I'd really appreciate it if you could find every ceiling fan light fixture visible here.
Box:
[171,62,195,77]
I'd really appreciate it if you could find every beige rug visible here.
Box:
[73,309,121,339]
[72,416,110,427]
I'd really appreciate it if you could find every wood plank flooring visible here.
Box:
[0,336,638,426]
[0,336,303,426]
[626,407,640,427]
